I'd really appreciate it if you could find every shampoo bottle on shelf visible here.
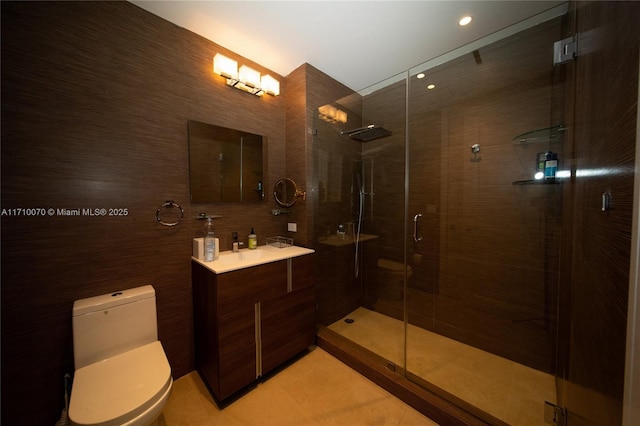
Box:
[248,228,257,250]
[544,151,558,180]
[204,217,216,261]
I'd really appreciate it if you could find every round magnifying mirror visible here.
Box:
[273,178,305,208]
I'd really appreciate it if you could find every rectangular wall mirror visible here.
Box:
[188,120,265,203]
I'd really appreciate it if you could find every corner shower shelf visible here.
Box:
[512,124,565,144]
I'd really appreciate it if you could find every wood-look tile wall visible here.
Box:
[1,2,294,424]
[285,63,356,248]
[286,64,368,325]
[282,64,310,246]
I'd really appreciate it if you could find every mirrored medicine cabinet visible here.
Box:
[188,120,265,203]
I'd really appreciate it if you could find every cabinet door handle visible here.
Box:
[254,302,262,378]
[413,213,424,243]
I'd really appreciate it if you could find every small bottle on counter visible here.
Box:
[204,217,215,261]
[248,228,257,249]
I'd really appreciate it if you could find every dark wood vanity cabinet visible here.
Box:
[192,254,316,401]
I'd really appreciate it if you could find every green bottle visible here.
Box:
[248,228,257,249]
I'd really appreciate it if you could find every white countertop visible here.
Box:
[193,244,315,274]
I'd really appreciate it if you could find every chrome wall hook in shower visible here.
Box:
[469,144,481,162]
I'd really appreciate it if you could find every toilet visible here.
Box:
[69,285,173,426]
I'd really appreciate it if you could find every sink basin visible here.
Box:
[228,248,265,262]
[317,233,379,247]
[193,244,314,274]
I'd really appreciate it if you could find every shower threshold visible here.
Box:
[323,307,556,426]
[317,326,497,426]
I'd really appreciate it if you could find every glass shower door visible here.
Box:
[314,76,408,370]
[405,11,567,425]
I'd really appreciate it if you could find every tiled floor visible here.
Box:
[329,307,556,426]
[158,347,438,426]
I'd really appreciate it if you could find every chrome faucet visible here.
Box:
[232,232,239,252]
[232,232,244,252]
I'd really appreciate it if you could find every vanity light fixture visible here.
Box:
[213,53,238,79]
[318,104,348,124]
[238,65,260,88]
[213,53,280,96]
[261,74,280,96]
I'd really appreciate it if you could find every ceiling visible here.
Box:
[131,1,565,92]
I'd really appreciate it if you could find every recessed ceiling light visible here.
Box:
[459,15,472,26]
[417,73,425,79]
[427,84,436,90]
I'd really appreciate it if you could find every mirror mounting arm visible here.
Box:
[273,178,306,208]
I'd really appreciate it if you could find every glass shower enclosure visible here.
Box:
[313,4,569,425]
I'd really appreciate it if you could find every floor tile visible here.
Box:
[160,347,437,426]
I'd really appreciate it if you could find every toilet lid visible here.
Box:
[69,341,172,426]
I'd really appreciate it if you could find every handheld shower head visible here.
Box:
[355,171,364,195]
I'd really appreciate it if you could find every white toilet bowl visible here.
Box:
[69,341,172,426]
[68,286,173,426]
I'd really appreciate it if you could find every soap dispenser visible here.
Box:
[248,228,257,250]
[203,217,216,261]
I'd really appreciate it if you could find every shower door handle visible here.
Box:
[413,213,424,243]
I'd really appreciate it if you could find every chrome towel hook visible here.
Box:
[156,200,184,226]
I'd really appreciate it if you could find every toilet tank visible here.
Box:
[72,285,158,369]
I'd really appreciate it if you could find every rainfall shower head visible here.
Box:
[341,124,392,142]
